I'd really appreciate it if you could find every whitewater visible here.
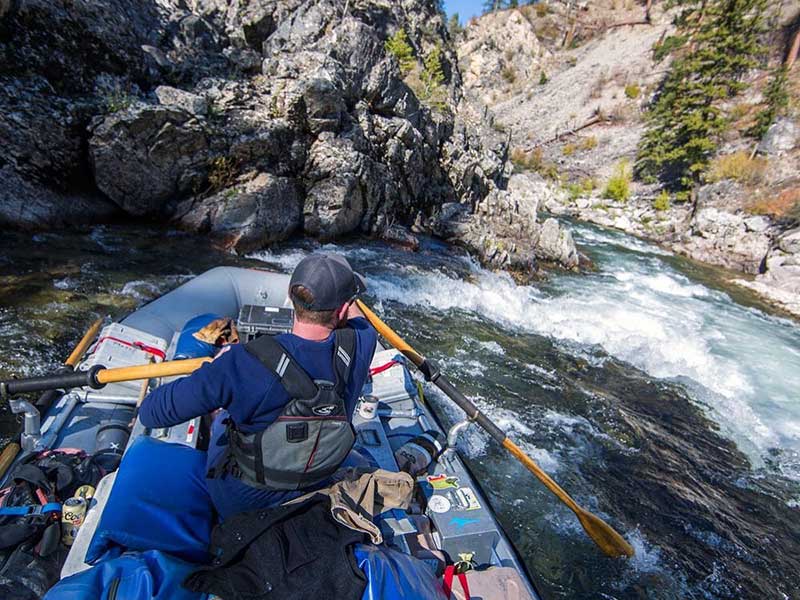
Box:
[252,223,800,485]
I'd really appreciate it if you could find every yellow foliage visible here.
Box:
[706,151,768,185]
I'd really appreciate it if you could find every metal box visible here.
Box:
[237,305,294,341]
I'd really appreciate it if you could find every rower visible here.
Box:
[139,254,377,519]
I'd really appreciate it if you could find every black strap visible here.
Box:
[244,336,319,399]
[244,329,358,398]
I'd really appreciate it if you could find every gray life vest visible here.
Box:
[221,329,357,491]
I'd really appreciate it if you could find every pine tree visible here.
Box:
[483,0,503,14]
[421,43,448,110]
[448,13,463,38]
[750,65,789,140]
[385,29,416,76]
[636,0,770,191]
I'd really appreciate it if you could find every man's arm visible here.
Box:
[139,348,236,428]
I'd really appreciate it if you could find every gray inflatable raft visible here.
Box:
[3,266,541,599]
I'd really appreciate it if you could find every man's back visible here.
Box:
[139,316,377,518]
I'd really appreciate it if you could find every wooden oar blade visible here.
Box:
[576,509,635,558]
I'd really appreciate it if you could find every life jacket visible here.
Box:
[213,328,357,491]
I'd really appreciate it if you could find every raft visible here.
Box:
[0,266,540,599]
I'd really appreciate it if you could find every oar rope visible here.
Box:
[355,300,634,559]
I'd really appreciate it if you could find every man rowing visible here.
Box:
[139,254,377,518]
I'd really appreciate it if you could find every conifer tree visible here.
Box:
[385,29,416,76]
[636,0,769,192]
[750,65,789,140]
[483,1,503,13]
[448,13,463,38]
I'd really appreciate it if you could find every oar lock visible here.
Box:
[441,418,473,464]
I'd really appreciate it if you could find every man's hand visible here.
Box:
[346,300,366,321]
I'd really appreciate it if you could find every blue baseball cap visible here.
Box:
[289,253,367,310]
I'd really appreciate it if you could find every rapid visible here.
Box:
[1,223,798,599]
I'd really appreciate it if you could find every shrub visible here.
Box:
[653,190,670,211]
[652,34,687,63]
[535,2,549,17]
[539,71,548,85]
[385,29,415,76]
[565,177,596,201]
[624,83,640,99]
[562,143,576,157]
[579,136,598,150]
[105,87,133,113]
[207,157,238,192]
[705,151,767,185]
[510,147,560,180]
[501,66,516,84]
[603,160,632,202]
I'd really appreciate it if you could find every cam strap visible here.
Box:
[0,502,61,517]
[443,565,471,600]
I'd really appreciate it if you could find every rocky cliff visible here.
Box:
[0,0,579,274]
[456,2,800,316]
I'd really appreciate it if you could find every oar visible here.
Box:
[34,317,105,412]
[0,357,211,398]
[356,300,634,559]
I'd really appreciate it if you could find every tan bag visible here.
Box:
[445,566,537,600]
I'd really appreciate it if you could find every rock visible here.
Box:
[758,118,798,155]
[457,9,548,101]
[381,224,420,251]
[0,165,119,229]
[613,214,633,232]
[89,104,209,215]
[743,215,770,233]
[0,0,11,18]
[777,228,800,255]
[535,218,580,269]
[154,86,208,116]
[176,172,301,253]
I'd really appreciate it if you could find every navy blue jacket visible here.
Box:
[139,317,377,518]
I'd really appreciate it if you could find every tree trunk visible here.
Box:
[787,26,800,70]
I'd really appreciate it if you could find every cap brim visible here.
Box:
[353,271,367,295]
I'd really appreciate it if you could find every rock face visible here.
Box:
[0,0,578,273]
[456,9,547,105]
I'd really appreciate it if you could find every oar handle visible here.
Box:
[65,318,104,368]
[1,358,211,397]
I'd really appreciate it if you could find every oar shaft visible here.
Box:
[65,318,104,368]
[95,357,210,385]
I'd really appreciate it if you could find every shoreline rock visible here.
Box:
[0,0,581,276]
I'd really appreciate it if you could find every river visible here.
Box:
[1,223,799,599]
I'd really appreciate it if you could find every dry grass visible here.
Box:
[207,157,238,192]
[510,147,560,180]
[746,186,800,219]
[705,151,768,186]
[579,135,598,151]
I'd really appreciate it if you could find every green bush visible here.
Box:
[539,71,548,85]
[624,83,640,99]
[653,190,670,211]
[565,177,596,201]
[603,160,632,202]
